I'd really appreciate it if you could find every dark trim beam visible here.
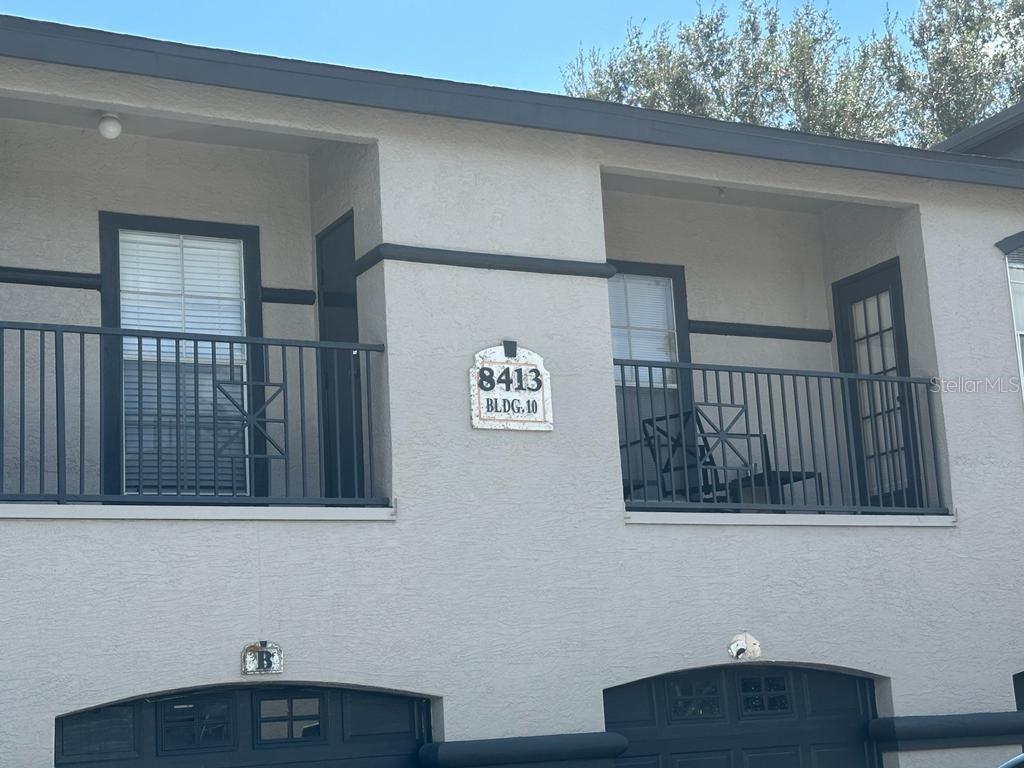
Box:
[996,231,1024,255]
[261,287,317,305]
[2,15,1024,190]
[689,320,833,343]
[354,243,618,279]
[870,711,1024,752]
[418,732,628,768]
[0,265,101,290]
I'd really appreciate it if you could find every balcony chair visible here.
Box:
[624,405,822,507]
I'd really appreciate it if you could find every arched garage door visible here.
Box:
[604,666,879,768]
[54,684,431,768]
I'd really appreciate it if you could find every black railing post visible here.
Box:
[54,330,66,499]
[926,382,944,510]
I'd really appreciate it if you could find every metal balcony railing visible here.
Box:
[615,359,946,514]
[0,321,386,506]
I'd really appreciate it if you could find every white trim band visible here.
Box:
[625,511,956,527]
[0,504,397,521]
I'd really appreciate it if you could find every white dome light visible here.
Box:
[98,113,122,140]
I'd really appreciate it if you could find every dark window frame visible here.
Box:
[252,689,328,749]
[156,692,238,756]
[737,671,795,719]
[664,669,726,723]
[54,702,141,764]
[97,212,266,498]
[607,260,691,364]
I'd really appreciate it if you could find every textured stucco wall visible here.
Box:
[0,56,1023,768]
[375,122,607,261]
[309,140,382,257]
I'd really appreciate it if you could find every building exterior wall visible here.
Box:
[309,140,382,258]
[0,55,1023,768]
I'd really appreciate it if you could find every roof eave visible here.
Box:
[1,14,1024,191]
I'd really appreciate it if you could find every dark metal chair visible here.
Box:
[637,411,730,503]
[694,402,822,506]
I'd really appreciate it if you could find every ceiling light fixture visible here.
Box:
[97,113,122,140]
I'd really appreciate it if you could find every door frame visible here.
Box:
[832,258,910,377]
[832,258,919,507]
[98,212,265,497]
[314,210,362,498]
[315,210,358,343]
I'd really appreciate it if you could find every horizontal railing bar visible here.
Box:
[613,357,934,385]
[0,494,391,507]
[626,501,949,515]
[0,320,385,352]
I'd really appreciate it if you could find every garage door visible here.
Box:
[604,666,879,768]
[54,684,431,767]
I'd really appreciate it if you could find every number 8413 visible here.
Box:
[478,366,542,392]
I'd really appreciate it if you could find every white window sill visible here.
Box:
[625,510,956,527]
[0,504,397,522]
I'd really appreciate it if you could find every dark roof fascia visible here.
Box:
[934,101,1024,153]
[3,14,1024,190]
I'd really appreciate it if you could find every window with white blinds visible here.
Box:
[609,272,678,384]
[119,230,246,339]
[118,230,248,496]
[1009,253,1024,379]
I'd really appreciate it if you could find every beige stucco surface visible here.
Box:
[0,56,1023,768]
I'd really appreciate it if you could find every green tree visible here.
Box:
[562,0,1024,147]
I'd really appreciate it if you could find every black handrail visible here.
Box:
[615,359,946,515]
[0,321,386,506]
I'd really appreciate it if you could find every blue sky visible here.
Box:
[1,1,917,94]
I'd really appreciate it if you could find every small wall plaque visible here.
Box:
[241,641,283,675]
[469,342,553,430]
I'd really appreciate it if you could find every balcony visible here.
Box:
[0,321,385,506]
[615,359,945,515]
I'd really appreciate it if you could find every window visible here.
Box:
[118,229,248,495]
[739,673,791,716]
[256,693,325,745]
[57,704,136,761]
[1008,252,1024,383]
[609,271,678,385]
[158,695,234,753]
[119,230,246,338]
[665,674,723,721]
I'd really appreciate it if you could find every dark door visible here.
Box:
[54,684,431,767]
[833,259,920,508]
[605,666,880,768]
[316,213,362,500]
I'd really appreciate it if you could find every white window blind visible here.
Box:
[119,230,246,339]
[1009,253,1024,379]
[118,230,248,496]
[609,272,679,386]
[609,272,678,361]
